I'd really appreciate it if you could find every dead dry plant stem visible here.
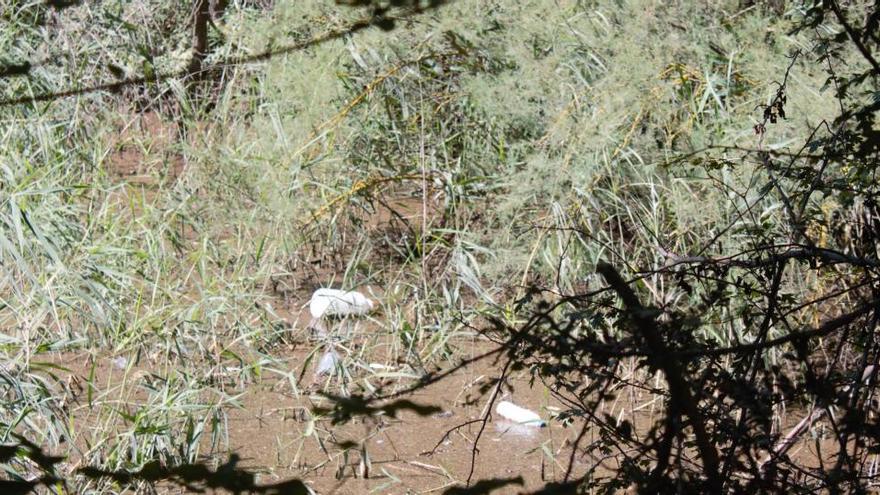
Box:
[465,357,513,487]
[376,346,504,401]
[679,300,877,359]
[188,0,211,81]
[419,82,428,280]
[827,0,880,75]
[596,262,722,491]
[761,407,827,470]
[0,12,440,108]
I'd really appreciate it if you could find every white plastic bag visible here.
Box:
[315,350,340,377]
[309,289,374,319]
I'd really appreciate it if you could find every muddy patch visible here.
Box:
[105,110,186,185]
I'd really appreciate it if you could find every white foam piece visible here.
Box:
[495,401,546,427]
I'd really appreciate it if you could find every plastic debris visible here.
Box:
[315,350,340,377]
[495,401,546,427]
[309,289,374,319]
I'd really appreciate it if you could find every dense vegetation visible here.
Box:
[1,0,879,493]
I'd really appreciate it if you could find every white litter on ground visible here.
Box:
[495,400,546,427]
[315,350,341,377]
[309,289,374,319]
[308,288,375,336]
